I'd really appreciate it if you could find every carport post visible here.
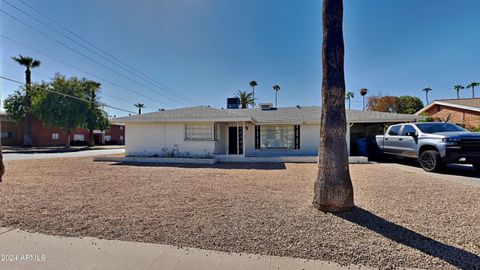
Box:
[236,122,239,155]
[242,121,245,157]
[347,122,354,156]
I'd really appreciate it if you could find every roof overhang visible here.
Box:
[415,101,480,115]
[116,117,254,123]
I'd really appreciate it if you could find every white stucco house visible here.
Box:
[114,105,423,161]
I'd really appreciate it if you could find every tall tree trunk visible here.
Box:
[88,129,95,146]
[0,142,4,182]
[23,68,32,147]
[313,0,354,212]
[473,87,475,99]
[66,131,71,148]
[457,91,460,99]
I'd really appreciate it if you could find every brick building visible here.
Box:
[0,112,125,146]
[415,98,480,129]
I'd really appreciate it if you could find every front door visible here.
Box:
[228,126,243,154]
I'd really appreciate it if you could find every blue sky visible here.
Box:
[1,0,479,116]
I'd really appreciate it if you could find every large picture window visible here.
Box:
[185,124,214,141]
[260,125,295,149]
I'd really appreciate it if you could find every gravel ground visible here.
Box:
[0,158,479,269]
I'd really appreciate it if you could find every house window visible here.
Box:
[184,124,214,141]
[120,126,124,130]
[52,133,59,140]
[120,136,124,141]
[105,135,112,141]
[260,125,295,149]
[1,131,13,139]
[73,134,85,141]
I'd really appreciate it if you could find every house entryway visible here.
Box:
[228,126,243,155]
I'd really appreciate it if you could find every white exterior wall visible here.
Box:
[125,122,216,157]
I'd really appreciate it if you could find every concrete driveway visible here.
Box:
[3,149,125,161]
[376,160,480,187]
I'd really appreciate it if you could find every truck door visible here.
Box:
[398,124,418,158]
[383,125,402,154]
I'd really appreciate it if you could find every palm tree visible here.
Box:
[359,88,368,110]
[249,80,258,107]
[453,85,464,99]
[235,90,255,109]
[11,55,41,147]
[313,0,353,212]
[134,103,145,114]
[467,82,480,98]
[272,84,281,107]
[422,87,432,104]
[345,91,354,110]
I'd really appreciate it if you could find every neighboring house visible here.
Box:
[415,98,480,129]
[0,112,125,146]
[114,105,423,158]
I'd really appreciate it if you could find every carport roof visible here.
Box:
[114,105,424,124]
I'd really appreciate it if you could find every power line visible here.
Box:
[1,60,135,106]
[13,0,198,105]
[0,75,137,114]
[0,7,184,107]
[0,34,163,107]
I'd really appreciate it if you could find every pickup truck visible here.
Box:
[376,122,480,172]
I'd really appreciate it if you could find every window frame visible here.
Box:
[259,125,296,149]
[52,133,59,140]
[184,123,216,141]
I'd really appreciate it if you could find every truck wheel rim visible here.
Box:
[421,154,435,169]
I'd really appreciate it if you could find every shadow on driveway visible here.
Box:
[336,207,480,269]
[110,162,287,170]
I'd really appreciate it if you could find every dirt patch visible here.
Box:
[0,158,479,269]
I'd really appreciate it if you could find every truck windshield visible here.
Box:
[415,123,465,133]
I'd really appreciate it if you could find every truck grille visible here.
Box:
[460,139,480,150]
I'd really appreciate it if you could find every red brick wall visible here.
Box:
[1,120,23,146]
[425,105,480,129]
[31,118,90,146]
[105,124,125,145]
[1,117,125,146]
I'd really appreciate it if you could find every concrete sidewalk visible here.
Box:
[0,228,375,270]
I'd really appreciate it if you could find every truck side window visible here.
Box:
[388,126,401,136]
[401,125,416,136]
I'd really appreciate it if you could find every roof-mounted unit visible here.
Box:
[259,103,274,110]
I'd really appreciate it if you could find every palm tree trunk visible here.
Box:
[348,99,351,110]
[23,68,32,147]
[473,87,475,99]
[457,91,460,99]
[426,92,429,104]
[362,96,365,111]
[275,92,278,108]
[252,86,255,108]
[313,0,354,212]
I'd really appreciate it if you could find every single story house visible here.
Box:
[114,105,423,159]
[415,98,480,130]
[0,112,125,146]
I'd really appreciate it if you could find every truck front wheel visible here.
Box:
[419,150,444,172]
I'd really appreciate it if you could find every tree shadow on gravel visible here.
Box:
[335,207,480,269]
[109,162,287,170]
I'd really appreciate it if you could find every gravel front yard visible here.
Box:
[0,158,479,269]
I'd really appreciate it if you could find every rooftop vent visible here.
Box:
[259,103,273,110]
[227,97,240,109]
